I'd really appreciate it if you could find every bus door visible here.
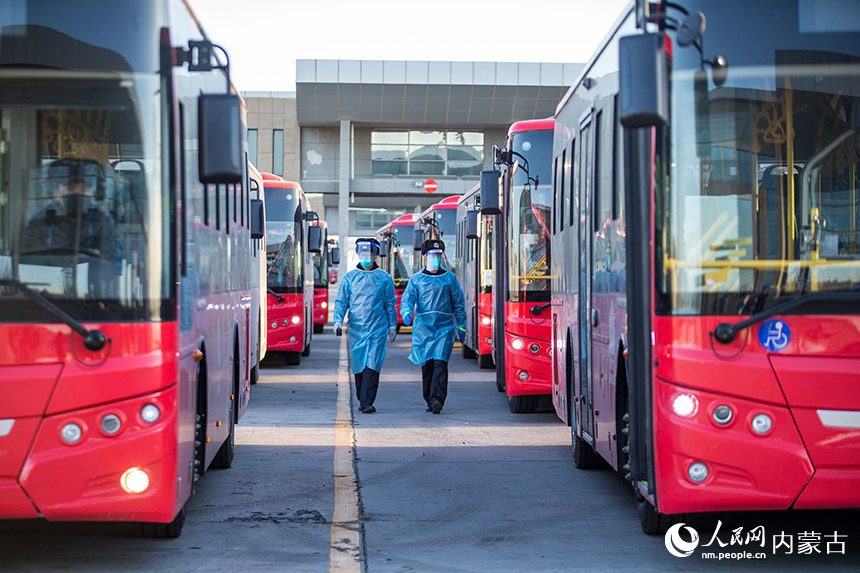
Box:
[578,112,595,445]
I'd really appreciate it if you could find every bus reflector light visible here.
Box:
[481,316,491,326]
[100,414,122,435]
[61,422,83,444]
[121,468,150,494]
[529,343,540,354]
[688,462,709,483]
[512,338,524,350]
[672,394,698,417]
[291,315,301,325]
[282,319,289,326]
[141,404,161,424]
[712,405,733,425]
[751,413,773,435]
[487,338,493,345]
[518,370,529,381]
[289,336,296,343]
[321,301,328,309]
[271,322,278,329]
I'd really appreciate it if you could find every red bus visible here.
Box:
[413,195,462,277]
[263,175,321,365]
[480,118,555,413]
[547,0,860,533]
[456,185,495,368]
[311,220,340,333]
[0,0,261,537]
[376,213,416,331]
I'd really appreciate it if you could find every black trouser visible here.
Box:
[421,359,448,407]
[354,367,380,409]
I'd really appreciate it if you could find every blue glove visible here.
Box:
[457,326,466,343]
[402,311,413,326]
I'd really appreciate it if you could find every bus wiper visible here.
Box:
[267,287,285,303]
[713,291,860,344]
[0,278,106,350]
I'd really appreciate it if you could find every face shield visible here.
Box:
[425,248,443,271]
[356,241,376,268]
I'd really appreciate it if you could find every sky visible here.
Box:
[187,0,631,92]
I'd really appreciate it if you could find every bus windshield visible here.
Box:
[0,71,166,322]
[265,189,303,293]
[660,1,860,315]
[390,224,414,289]
[507,129,553,302]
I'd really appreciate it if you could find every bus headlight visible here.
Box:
[291,315,301,325]
[321,302,328,309]
[518,370,529,381]
[100,414,122,435]
[61,422,83,444]
[751,413,773,435]
[271,322,278,329]
[481,316,491,326]
[529,343,540,355]
[140,404,161,424]
[282,319,289,326]
[512,338,524,350]
[120,467,150,494]
[672,393,698,418]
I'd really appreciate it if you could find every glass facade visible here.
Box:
[273,129,284,176]
[371,130,483,176]
[248,129,258,167]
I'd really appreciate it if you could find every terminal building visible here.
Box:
[242,59,582,246]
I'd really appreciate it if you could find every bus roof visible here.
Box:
[432,195,462,209]
[458,184,481,205]
[261,173,303,191]
[508,117,554,136]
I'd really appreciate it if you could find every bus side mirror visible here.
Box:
[466,209,480,239]
[852,97,860,132]
[413,229,424,251]
[480,170,501,215]
[329,247,340,265]
[308,225,323,253]
[379,239,390,257]
[250,198,264,239]
[199,94,243,183]
[619,33,668,128]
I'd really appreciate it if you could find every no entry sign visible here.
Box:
[424,179,438,193]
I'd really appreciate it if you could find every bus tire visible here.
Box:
[301,343,311,357]
[636,491,675,535]
[314,323,324,334]
[572,431,599,469]
[285,352,301,366]
[462,344,476,359]
[211,349,237,469]
[478,353,494,370]
[140,505,186,539]
[508,394,539,413]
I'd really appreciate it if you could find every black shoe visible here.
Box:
[362,405,376,414]
[426,406,432,412]
[431,401,442,415]
[358,405,367,413]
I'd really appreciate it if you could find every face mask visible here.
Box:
[359,256,373,268]
[426,256,441,271]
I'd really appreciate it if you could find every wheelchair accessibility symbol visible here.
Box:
[757,319,791,352]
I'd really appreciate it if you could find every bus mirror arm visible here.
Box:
[267,288,285,303]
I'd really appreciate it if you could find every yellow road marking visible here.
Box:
[329,334,361,572]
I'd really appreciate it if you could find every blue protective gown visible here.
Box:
[333,267,397,373]
[400,269,467,365]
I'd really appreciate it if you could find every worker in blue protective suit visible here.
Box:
[400,239,467,414]
[333,238,397,414]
